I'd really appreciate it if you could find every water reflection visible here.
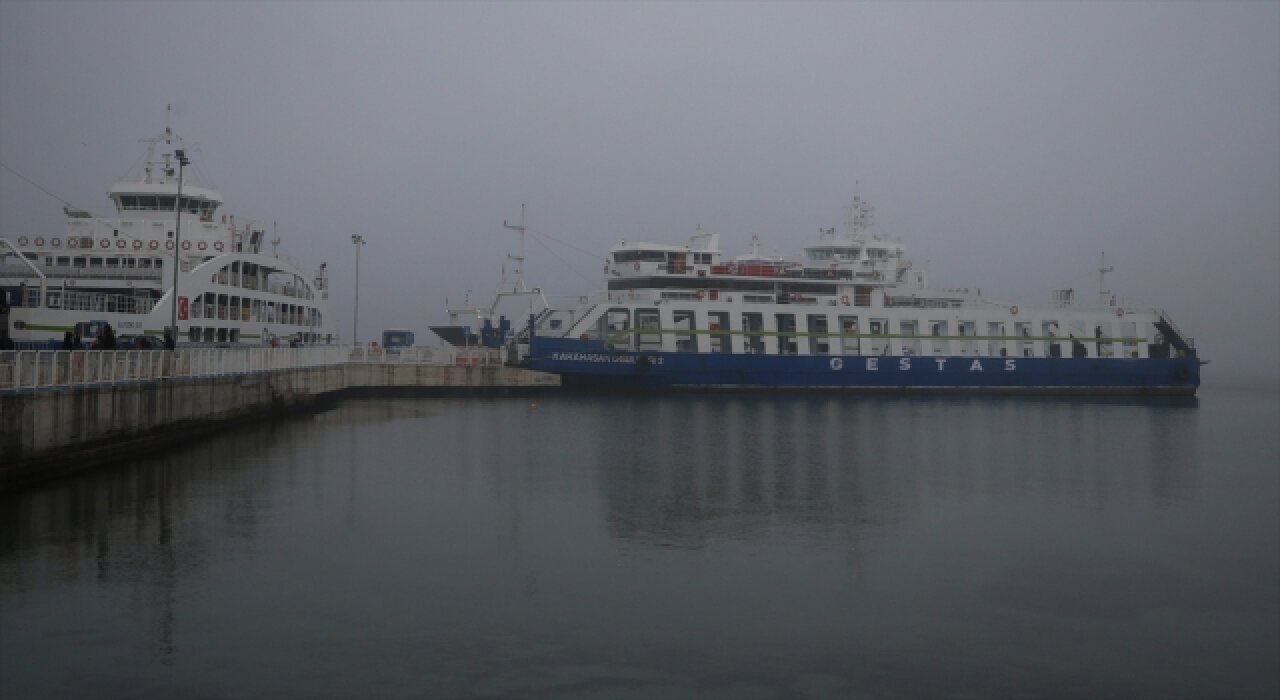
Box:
[589,396,1202,550]
[4,393,1250,700]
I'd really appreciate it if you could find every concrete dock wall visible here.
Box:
[0,364,558,490]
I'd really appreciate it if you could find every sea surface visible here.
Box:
[2,383,1277,699]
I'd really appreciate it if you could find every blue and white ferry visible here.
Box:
[527,196,1201,394]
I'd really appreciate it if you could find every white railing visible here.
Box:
[0,345,503,391]
[347,345,503,367]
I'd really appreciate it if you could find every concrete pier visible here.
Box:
[0,362,558,490]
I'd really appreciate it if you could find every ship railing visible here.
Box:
[348,345,503,367]
[1155,309,1195,350]
[29,266,167,282]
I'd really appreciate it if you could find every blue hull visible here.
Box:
[529,337,1200,394]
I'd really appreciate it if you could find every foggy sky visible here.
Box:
[2,2,1276,382]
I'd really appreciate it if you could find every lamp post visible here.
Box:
[168,149,190,348]
[351,234,365,345]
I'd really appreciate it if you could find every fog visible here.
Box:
[2,2,1276,382]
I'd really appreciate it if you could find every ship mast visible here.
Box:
[844,186,874,236]
[1098,252,1114,306]
[503,204,530,294]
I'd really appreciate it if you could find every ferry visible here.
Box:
[526,196,1202,394]
[1,111,337,349]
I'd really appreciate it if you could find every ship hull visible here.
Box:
[530,337,1200,395]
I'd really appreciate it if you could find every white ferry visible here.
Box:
[527,196,1202,394]
[1,113,337,349]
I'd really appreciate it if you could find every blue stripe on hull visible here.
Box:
[529,339,1200,394]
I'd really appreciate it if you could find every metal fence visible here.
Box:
[0,345,505,391]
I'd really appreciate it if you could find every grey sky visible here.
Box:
[2,2,1277,381]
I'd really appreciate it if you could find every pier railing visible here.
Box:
[0,345,505,391]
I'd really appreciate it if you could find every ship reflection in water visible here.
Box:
[3,391,1276,700]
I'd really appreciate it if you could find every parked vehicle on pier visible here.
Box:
[381,329,415,353]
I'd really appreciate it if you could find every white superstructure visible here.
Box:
[1,112,337,348]
[536,195,1196,365]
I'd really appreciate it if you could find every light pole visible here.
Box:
[351,234,365,345]
[168,149,190,348]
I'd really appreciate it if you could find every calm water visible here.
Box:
[2,385,1277,699]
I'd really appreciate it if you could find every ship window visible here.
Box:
[600,308,630,348]
[709,311,732,354]
[89,257,103,268]
[613,250,667,263]
[157,196,175,211]
[741,313,765,354]
[807,315,829,355]
[672,310,697,352]
[119,195,138,210]
[775,313,798,355]
[635,308,661,350]
[57,256,70,267]
[188,327,200,341]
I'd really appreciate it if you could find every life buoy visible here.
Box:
[51,238,61,247]
[872,270,883,281]
[727,264,737,275]
[68,237,79,248]
[1115,307,1124,317]
[34,237,44,246]
[99,238,110,248]
[841,295,850,306]
[16,236,28,246]
[149,240,159,250]
[166,240,175,250]
[182,241,191,250]
[197,241,207,251]
[830,357,844,370]
[827,269,836,278]
[633,262,640,272]
[695,289,705,300]
[1010,305,1019,315]
[213,241,223,252]
[116,239,126,249]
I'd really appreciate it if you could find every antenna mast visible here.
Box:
[1098,252,1114,306]
[844,182,874,235]
[503,204,530,293]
